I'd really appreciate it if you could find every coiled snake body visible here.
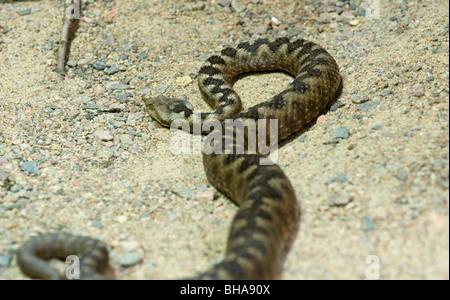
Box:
[18,37,342,279]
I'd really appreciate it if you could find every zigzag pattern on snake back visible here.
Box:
[17,36,343,280]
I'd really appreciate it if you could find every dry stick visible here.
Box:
[56,1,81,75]
[56,12,71,75]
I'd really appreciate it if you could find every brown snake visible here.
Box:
[17,37,343,279]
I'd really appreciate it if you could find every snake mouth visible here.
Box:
[143,97,164,125]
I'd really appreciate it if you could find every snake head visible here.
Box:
[144,95,194,127]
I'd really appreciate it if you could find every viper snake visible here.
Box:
[17,37,343,279]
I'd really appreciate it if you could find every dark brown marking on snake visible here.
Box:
[202,77,226,87]
[271,94,289,109]
[288,78,309,93]
[237,158,256,173]
[221,47,237,58]
[234,207,273,224]
[237,38,270,54]
[298,59,329,74]
[294,41,315,59]
[222,154,242,165]
[199,65,221,76]
[211,87,234,98]
[214,104,234,116]
[287,38,307,54]
[229,224,271,242]
[172,102,193,117]
[268,37,291,52]
[207,55,227,65]
[245,167,260,183]
[218,95,235,105]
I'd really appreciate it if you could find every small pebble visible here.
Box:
[92,59,107,71]
[119,134,133,145]
[93,129,114,141]
[395,196,410,204]
[0,254,13,267]
[119,252,142,267]
[103,35,115,45]
[0,170,9,185]
[351,94,369,104]
[190,1,206,11]
[317,12,338,24]
[176,76,193,87]
[231,0,246,12]
[358,101,379,111]
[409,84,425,97]
[432,46,444,54]
[173,185,193,199]
[138,52,148,60]
[105,65,119,75]
[114,94,133,101]
[18,9,32,16]
[323,138,341,145]
[410,202,424,210]
[42,40,54,51]
[372,125,384,130]
[326,174,348,185]
[127,112,143,126]
[66,59,77,67]
[333,194,353,206]
[362,214,375,231]
[380,89,393,97]
[121,240,141,252]
[74,69,86,78]
[156,86,168,94]
[128,146,143,154]
[298,135,307,142]
[109,103,126,112]
[316,115,328,124]
[349,19,359,26]
[347,144,357,150]
[109,83,130,91]
[196,190,214,202]
[334,126,350,139]
[394,172,408,182]
[329,102,345,111]
[218,0,232,7]
[21,161,38,174]
[86,102,99,110]
[97,150,114,159]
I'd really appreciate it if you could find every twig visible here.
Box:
[56,0,81,75]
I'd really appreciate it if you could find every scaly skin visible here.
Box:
[18,37,342,280]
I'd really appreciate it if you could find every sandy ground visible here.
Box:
[0,0,448,280]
